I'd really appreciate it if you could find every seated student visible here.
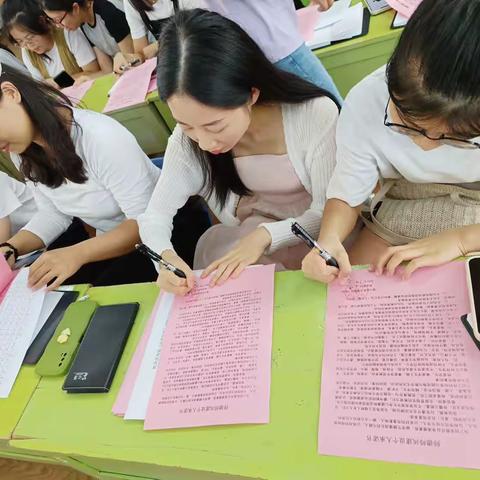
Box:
[302,0,480,284]
[118,0,200,68]
[3,0,102,86]
[0,64,161,289]
[138,9,339,296]
[43,0,134,73]
[0,171,37,243]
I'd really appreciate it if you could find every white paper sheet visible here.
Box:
[124,292,174,420]
[331,3,364,41]
[315,0,351,30]
[0,269,45,398]
[393,12,408,27]
[29,291,64,345]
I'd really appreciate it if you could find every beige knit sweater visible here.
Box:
[138,96,338,257]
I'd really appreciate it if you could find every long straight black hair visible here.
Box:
[2,0,52,45]
[157,9,340,208]
[129,0,178,36]
[386,0,480,137]
[0,65,87,187]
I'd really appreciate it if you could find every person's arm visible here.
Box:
[93,46,113,74]
[301,96,380,284]
[0,217,11,243]
[66,29,100,75]
[372,224,480,280]
[100,0,135,55]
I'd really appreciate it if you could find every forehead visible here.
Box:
[9,25,32,39]
[167,93,237,125]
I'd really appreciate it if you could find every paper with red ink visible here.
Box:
[0,255,14,303]
[61,80,94,106]
[386,0,423,18]
[104,58,157,113]
[144,264,275,430]
[319,261,480,469]
[297,6,321,42]
[112,293,161,416]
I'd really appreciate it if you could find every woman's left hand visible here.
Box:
[73,75,91,86]
[28,246,85,291]
[202,227,272,287]
[371,229,466,280]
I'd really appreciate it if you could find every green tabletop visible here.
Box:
[0,284,90,458]
[9,273,479,480]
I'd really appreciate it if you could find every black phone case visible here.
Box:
[62,303,139,393]
[54,71,75,88]
[23,291,79,365]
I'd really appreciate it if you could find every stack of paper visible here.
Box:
[392,11,408,28]
[104,58,157,113]
[386,0,423,19]
[0,262,46,398]
[301,1,366,50]
[113,264,275,430]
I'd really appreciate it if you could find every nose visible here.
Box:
[197,132,218,152]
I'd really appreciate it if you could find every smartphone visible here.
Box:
[53,70,75,88]
[364,0,391,15]
[466,256,480,340]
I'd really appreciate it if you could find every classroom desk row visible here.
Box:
[0,5,401,177]
[0,272,477,480]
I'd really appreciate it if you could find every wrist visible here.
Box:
[257,227,272,249]
[457,225,480,256]
[69,242,90,265]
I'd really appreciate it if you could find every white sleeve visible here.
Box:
[326,95,380,207]
[21,49,43,81]
[138,127,205,256]
[65,29,96,68]
[22,185,73,246]
[261,98,338,252]
[124,0,149,40]
[83,114,159,220]
[0,174,22,220]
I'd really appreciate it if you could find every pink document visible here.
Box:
[319,261,480,469]
[147,74,157,94]
[112,294,161,416]
[297,6,321,42]
[61,80,94,106]
[144,264,275,430]
[386,0,423,18]
[0,256,14,303]
[104,58,157,113]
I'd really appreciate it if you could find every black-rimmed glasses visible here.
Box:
[383,99,480,150]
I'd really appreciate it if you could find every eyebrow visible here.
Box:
[175,118,225,128]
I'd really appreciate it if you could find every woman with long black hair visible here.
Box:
[0,64,160,289]
[302,0,480,284]
[139,9,340,295]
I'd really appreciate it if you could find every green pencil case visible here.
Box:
[35,300,98,377]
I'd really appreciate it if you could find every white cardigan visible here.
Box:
[138,96,338,257]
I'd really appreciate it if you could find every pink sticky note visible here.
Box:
[297,6,321,42]
[0,256,14,304]
[61,80,94,106]
[112,294,162,416]
[144,264,275,430]
[104,58,157,113]
[386,0,423,18]
[319,261,480,469]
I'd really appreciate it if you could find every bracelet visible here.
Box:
[0,242,19,262]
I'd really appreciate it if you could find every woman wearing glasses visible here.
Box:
[2,0,102,86]
[302,0,480,284]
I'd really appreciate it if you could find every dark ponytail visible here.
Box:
[157,9,340,208]
[0,65,87,187]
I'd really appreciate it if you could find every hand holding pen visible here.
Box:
[135,244,195,296]
[292,222,352,284]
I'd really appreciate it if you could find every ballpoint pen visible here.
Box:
[135,243,187,279]
[291,222,339,268]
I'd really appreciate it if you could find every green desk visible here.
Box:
[80,75,171,156]
[0,284,90,466]
[315,5,401,97]
[9,273,479,480]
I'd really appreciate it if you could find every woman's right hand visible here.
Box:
[301,236,351,284]
[156,250,196,296]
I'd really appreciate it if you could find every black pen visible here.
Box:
[291,222,339,269]
[135,243,187,279]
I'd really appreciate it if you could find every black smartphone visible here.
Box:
[63,303,139,393]
[53,70,75,88]
[466,256,480,338]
